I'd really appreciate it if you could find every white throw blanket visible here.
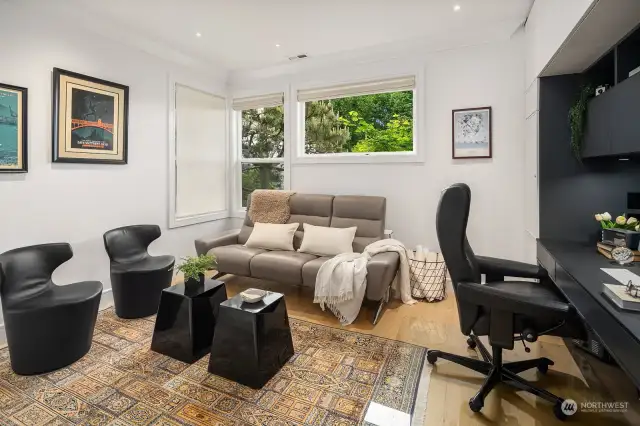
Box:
[314,239,417,325]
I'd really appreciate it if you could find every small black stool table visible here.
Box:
[208,291,294,389]
[151,279,227,363]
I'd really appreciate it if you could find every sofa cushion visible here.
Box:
[208,245,266,276]
[250,251,317,285]
[298,224,356,256]
[301,256,332,288]
[331,195,385,252]
[244,222,299,251]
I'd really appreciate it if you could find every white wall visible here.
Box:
[0,4,233,328]
[522,0,595,261]
[525,0,595,88]
[231,35,527,261]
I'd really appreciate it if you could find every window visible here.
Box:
[297,76,415,156]
[170,83,227,227]
[233,93,285,208]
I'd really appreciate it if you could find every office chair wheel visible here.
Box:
[469,396,484,413]
[466,337,477,349]
[426,350,439,365]
[553,401,568,421]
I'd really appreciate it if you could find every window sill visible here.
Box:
[293,151,424,165]
[169,210,229,229]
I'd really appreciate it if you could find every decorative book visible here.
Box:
[597,242,640,262]
[603,283,640,312]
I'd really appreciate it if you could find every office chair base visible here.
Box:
[427,335,566,420]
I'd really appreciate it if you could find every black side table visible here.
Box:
[151,280,227,363]
[208,292,294,389]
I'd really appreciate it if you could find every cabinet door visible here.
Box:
[609,74,640,155]
[582,92,611,158]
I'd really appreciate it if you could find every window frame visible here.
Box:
[168,76,230,228]
[231,87,290,216]
[292,71,424,164]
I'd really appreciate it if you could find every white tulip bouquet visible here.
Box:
[595,212,639,231]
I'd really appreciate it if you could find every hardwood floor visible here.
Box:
[215,274,640,425]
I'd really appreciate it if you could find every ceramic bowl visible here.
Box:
[240,288,267,303]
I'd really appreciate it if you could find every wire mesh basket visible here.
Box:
[409,252,447,302]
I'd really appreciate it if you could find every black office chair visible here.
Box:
[103,225,175,319]
[0,243,102,375]
[428,183,586,420]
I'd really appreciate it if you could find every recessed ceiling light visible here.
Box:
[195,32,202,37]
[453,5,461,11]
[275,44,281,48]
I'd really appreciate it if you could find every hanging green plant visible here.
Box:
[568,85,593,161]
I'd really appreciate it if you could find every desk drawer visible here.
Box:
[537,241,556,280]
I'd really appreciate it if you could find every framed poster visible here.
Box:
[452,106,492,159]
[52,68,129,164]
[0,83,27,173]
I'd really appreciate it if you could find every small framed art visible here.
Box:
[452,106,492,159]
[0,83,28,173]
[52,68,129,164]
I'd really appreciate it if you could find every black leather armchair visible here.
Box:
[427,184,586,420]
[103,225,175,319]
[0,243,102,375]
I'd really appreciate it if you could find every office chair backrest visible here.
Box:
[0,243,72,308]
[103,225,161,264]
[436,183,481,332]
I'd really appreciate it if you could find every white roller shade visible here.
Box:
[297,76,415,102]
[232,93,284,111]
[175,84,227,218]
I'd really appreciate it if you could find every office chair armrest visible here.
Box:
[457,281,570,318]
[476,256,547,280]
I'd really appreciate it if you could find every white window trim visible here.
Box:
[292,70,425,164]
[168,75,230,228]
[230,86,291,217]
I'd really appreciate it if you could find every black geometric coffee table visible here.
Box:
[208,291,294,389]
[151,279,227,363]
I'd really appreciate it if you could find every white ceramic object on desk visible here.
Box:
[240,288,267,303]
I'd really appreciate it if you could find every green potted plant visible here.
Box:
[176,254,217,289]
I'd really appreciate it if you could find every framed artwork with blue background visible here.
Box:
[452,106,492,159]
[0,83,28,173]
[52,68,129,164]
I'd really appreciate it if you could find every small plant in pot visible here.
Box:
[177,254,217,289]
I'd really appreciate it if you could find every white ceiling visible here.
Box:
[46,0,534,71]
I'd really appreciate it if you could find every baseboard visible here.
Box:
[99,288,114,311]
[0,288,114,347]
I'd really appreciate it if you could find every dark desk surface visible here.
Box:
[538,239,640,389]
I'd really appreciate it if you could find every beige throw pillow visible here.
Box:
[298,223,357,256]
[245,222,299,251]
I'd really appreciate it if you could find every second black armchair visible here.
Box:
[428,183,586,420]
[104,225,175,319]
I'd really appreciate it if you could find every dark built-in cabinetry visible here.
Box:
[583,25,640,158]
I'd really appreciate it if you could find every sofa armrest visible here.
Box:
[195,229,240,256]
[366,252,400,301]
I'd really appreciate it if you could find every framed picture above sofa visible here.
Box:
[52,68,129,164]
[452,106,492,159]
[0,82,28,173]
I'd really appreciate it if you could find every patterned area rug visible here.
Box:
[0,307,429,425]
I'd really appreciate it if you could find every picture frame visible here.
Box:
[52,68,129,164]
[452,106,492,159]
[0,83,28,173]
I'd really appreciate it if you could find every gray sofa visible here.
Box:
[195,193,399,324]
